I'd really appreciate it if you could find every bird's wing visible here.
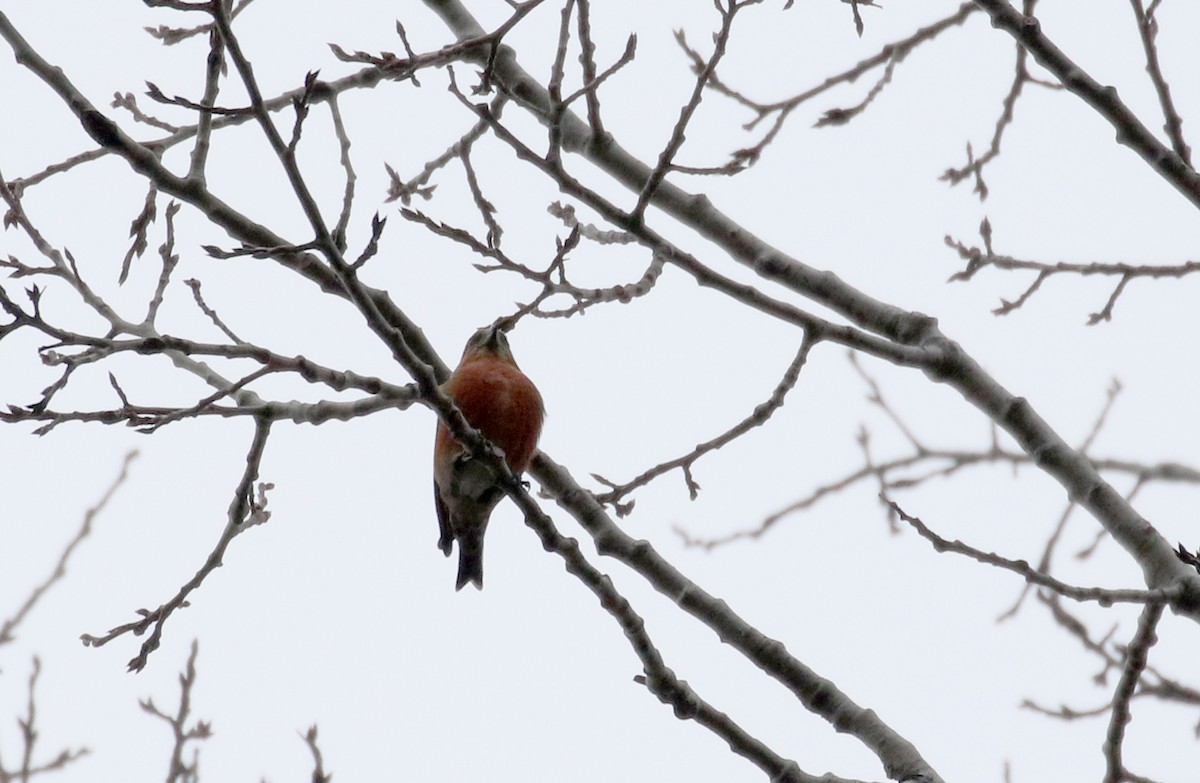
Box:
[434,479,453,556]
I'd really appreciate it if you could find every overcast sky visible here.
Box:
[3,2,1200,782]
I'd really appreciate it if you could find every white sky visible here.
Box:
[3,1,1200,782]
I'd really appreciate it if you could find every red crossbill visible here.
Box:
[433,325,544,590]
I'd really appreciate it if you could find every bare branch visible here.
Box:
[561,33,636,115]
[350,212,388,271]
[0,658,90,782]
[1127,0,1191,166]
[139,367,272,434]
[183,278,245,344]
[534,452,945,782]
[81,419,273,672]
[684,377,1194,552]
[946,229,1200,321]
[385,96,503,205]
[144,0,257,46]
[328,94,356,249]
[1102,602,1165,783]
[682,3,978,169]
[189,29,811,770]
[972,0,1200,210]
[140,640,211,783]
[445,86,928,366]
[301,726,331,783]
[574,0,605,136]
[0,451,138,646]
[598,336,814,512]
[144,201,182,324]
[939,41,1048,199]
[119,184,159,284]
[187,25,226,183]
[889,500,1175,606]
[545,0,576,166]
[501,460,830,783]
[632,3,745,221]
[111,91,182,133]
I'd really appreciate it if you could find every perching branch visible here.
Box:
[426,0,1200,624]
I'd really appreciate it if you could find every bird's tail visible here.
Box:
[455,529,485,591]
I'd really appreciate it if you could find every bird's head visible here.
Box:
[460,324,517,365]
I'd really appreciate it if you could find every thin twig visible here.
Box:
[81,420,273,671]
[946,230,1200,321]
[597,336,814,512]
[1127,0,1191,166]
[139,640,211,783]
[972,0,1200,210]
[301,726,331,783]
[890,500,1175,606]
[1102,601,1165,783]
[632,2,747,220]
[0,451,138,646]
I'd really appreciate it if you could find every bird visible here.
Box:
[433,324,544,590]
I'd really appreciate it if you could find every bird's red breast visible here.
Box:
[437,358,543,476]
